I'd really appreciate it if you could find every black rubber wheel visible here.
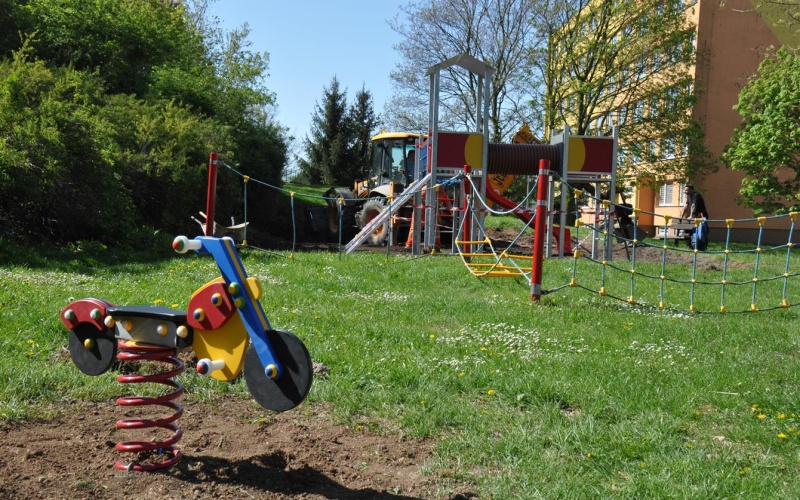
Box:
[68,323,117,376]
[325,188,357,243]
[361,198,388,246]
[244,330,313,412]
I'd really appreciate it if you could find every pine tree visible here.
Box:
[299,78,377,186]
[299,76,350,185]
[348,85,378,183]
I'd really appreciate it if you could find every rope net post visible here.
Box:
[531,159,551,301]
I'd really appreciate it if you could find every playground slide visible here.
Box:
[485,186,572,253]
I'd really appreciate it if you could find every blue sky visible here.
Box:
[207,1,407,148]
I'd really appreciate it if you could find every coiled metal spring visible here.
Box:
[114,340,185,471]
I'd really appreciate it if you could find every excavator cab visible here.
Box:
[366,132,420,197]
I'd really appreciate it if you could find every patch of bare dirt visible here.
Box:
[0,399,474,499]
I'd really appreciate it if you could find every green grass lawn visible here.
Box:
[1,236,799,497]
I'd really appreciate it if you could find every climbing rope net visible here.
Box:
[214,160,800,314]
[453,173,800,315]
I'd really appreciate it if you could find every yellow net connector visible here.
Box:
[290,191,295,197]
[788,242,794,249]
[599,286,606,296]
[757,216,766,227]
[719,305,726,314]
[790,212,798,222]
[289,252,295,260]
[691,278,697,284]
[630,269,636,275]
[663,215,672,225]
[633,208,642,218]
[574,189,583,199]
[573,249,582,259]
[726,219,734,228]
[243,175,250,183]
[721,279,728,285]
[569,278,577,287]
[575,220,584,228]
[337,197,344,205]
[660,275,666,281]
[627,296,635,305]
[602,199,611,209]
[689,304,697,313]
[752,277,759,283]
[781,298,790,308]
[694,218,701,227]
[602,260,608,266]
[750,303,759,312]
[659,301,665,309]
[241,240,248,247]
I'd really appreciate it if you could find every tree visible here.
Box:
[722,48,800,215]
[387,0,538,142]
[298,77,352,186]
[298,80,378,187]
[348,86,379,182]
[0,1,289,245]
[535,0,713,184]
[18,0,202,97]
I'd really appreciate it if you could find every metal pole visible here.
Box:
[531,159,552,302]
[205,152,219,237]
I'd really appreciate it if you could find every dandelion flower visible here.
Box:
[487,389,495,396]
[758,414,766,420]
[779,413,786,420]
[778,433,788,439]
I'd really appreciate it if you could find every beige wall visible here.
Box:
[688,0,783,242]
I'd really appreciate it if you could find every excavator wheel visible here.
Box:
[324,188,357,243]
[244,329,313,412]
[361,198,389,246]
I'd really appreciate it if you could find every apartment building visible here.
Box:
[555,0,795,243]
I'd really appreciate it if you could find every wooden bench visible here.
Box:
[657,220,696,245]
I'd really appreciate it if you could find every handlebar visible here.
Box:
[172,236,203,254]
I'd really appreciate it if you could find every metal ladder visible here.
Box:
[345,173,432,254]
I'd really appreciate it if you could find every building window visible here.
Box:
[648,94,660,117]
[665,85,680,111]
[618,105,628,125]
[633,99,645,122]
[661,136,676,160]
[659,182,675,206]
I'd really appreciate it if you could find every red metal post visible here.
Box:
[205,152,218,237]
[462,164,472,255]
[531,159,551,302]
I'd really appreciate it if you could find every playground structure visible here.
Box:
[190,53,800,313]
[342,54,618,264]
[59,234,313,471]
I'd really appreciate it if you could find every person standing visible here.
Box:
[681,183,709,250]
[681,183,708,219]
